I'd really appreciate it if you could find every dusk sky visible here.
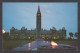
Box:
[2,2,78,38]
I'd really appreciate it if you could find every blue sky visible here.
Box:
[2,2,78,38]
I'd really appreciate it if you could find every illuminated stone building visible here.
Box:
[10,6,66,39]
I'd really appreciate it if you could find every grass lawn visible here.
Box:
[3,39,78,51]
[49,39,78,46]
[55,41,77,46]
[3,40,32,51]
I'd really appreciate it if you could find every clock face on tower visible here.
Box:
[38,14,40,16]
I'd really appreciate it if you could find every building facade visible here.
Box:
[3,32,10,39]
[10,27,66,39]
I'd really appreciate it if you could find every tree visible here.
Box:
[69,32,73,39]
[75,32,78,39]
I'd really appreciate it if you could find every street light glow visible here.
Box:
[2,29,6,34]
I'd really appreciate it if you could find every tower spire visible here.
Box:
[38,5,40,13]
[36,5,41,38]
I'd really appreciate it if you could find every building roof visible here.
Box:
[37,5,40,13]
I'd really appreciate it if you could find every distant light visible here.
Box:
[47,41,49,43]
[28,37,30,39]
[28,43,31,47]
[2,29,6,34]
[43,40,45,43]
[24,37,25,38]
[42,37,44,38]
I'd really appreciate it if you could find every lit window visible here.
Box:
[16,34,18,35]
[28,37,30,39]
[42,37,44,38]
[54,37,56,39]
[24,37,25,38]
[47,38,48,39]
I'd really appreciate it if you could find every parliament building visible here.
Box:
[10,6,66,39]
